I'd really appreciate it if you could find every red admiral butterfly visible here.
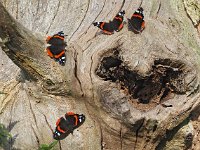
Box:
[93,10,125,35]
[53,112,85,140]
[128,7,145,33]
[46,31,67,66]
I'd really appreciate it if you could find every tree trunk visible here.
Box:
[0,0,200,149]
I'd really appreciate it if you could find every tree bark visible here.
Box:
[0,0,200,149]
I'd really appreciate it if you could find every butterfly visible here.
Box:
[93,10,125,35]
[53,112,85,140]
[128,7,145,33]
[46,31,67,66]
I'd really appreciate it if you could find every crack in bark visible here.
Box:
[83,42,92,52]
[46,1,61,34]
[69,0,91,41]
[139,0,144,7]
[134,119,145,150]
[155,0,161,19]
[28,95,39,129]
[89,53,95,101]
[164,45,177,54]
[35,105,54,133]
[187,84,199,97]
[73,51,84,96]
[99,124,104,150]
[187,75,197,89]
[119,0,125,11]
[43,113,54,133]
[120,123,123,150]
[31,125,40,148]
[59,141,62,150]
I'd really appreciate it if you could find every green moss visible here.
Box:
[39,141,58,150]
[0,123,12,148]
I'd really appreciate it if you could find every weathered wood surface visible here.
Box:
[0,0,200,149]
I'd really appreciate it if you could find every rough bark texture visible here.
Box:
[0,0,200,150]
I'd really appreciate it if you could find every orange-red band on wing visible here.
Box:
[57,126,65,133]
[74,115,78,126]
[47,48,54,58]
[67,112,75,116]
[141,21,145,29]
[54,50,65,59]
[114,17,123,22]
[118,23,123,31]
[56,118,61,126]
[102,30,113,35]
[132,14,143,19]
[53,35,64,40]
[100,22,105,30]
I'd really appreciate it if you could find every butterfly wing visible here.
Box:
[53,117,69,140]
[53,129,71,140]
[112,16,124,32]
[129,12,145,33]
[47,36,65,46]
[73,114,86,130]
[112,11,125,32]
[65,113,86,129]
[100,22,115,35]
[93,22,114,35]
